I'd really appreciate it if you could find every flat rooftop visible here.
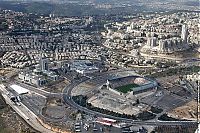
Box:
[10,84,29,95]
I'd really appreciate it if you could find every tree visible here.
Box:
[136,99,140,104]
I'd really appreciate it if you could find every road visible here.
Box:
[0,85,56,133]
[14,80,62,98]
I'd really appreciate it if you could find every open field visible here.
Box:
[115,84,140,93]
[168,100,197,120]
[44,79,70,93]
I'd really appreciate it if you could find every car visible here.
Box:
[75,129,81,132]
[84,126,88,131]
[75,126,80,129]
[93,128,98,131]
[100,127,103,132]
[16,102,21,106]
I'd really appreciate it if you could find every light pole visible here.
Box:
[197,80,200,132]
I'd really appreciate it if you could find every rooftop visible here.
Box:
[10,84,29,95]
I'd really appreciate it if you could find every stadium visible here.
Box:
[106,76,158,95]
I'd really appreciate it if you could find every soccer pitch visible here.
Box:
[115,84,140,93]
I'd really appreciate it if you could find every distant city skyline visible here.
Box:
[0,1,199,133]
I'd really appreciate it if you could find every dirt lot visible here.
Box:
[42,98,73,120]
[156,75,179,88]
[41,98,74,132]
[44,79,70,93]
[71,82,95,96]
[0,68,12,76]
[168,100,197,120]
[42,98,65,119]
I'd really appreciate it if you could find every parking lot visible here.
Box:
[73,120,123,133]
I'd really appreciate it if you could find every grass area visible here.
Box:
[115,84,140,93]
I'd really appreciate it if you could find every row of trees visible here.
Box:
[137,111,156,121]
[150,106,163,114]
[158,114,184,121]
[0,21,8,31]
[148,66,200,78]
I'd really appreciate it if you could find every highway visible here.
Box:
[0,85,56,133]
[14,80,62,98]
[62,71,197,127]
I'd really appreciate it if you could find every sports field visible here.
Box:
[115,84,140,93]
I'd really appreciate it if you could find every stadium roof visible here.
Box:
[10,84,29,95]
[108,75,139,81]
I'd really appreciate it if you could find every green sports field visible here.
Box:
[115,84,140,93]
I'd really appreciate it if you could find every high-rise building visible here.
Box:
[181,24,188,43]
[159,40,167,52]
[40,58,49,71]
[151,37,157,47]
[168,40,175,52]
[130,22,134,30]
[172,39,178,50]
[147,37,157,48]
